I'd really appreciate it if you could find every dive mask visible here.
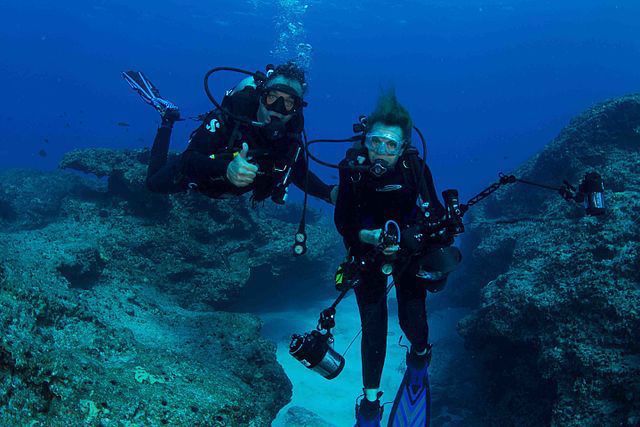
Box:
[364,132,405,155]
[260,84,304,115]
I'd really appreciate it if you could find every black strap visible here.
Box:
[343,148,366,206]
[401,149,432,207]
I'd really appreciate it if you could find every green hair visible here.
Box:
[367,89,413,142]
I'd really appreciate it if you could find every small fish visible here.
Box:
[43,138,49,144]
[65,122,71,128]
[117,122,130,127]
[38,149,47,157]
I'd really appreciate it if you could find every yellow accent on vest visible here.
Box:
[209,151,240,160]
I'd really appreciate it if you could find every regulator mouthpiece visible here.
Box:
[370,159,389,177]
[262,116,286,141]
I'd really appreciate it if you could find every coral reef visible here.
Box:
[455,94,640,425]
[0,147,343,425]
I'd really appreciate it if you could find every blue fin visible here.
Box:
[388,351,431,426]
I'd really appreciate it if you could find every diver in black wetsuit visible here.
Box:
[334,91,455,426]
[123,62,336,205]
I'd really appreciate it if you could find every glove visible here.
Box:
[226,143,259,187]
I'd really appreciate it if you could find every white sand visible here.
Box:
[260,288,468,426]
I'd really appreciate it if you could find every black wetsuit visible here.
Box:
[145,86,333,203]
[334,148,444,389]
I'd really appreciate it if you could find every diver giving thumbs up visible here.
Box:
[226,143,259,187]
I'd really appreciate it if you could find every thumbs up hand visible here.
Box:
[226,143,259,187]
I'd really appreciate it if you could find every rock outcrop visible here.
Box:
[456,95,640,425]
[0,147,343,425]
[1,148,341,310]
[283,406,336,427]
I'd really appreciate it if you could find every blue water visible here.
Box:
[2,1,638,425]
[2,0,639,204]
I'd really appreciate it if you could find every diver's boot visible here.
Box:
[355,392,383,427]
[406,344,431,386]
[122,70,181,125]
[388,345,432,426]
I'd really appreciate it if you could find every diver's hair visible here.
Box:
[266,61,307,94]
[367,89,413,142]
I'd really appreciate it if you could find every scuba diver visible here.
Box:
[122,62,337,205]
[290,91,605,427]
[333,91,457,427]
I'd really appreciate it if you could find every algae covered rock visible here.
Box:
[60,148,170,218]
[0,144,343,425]
[0,230,291,426]
[55,147,341,309]
[456,94,640,425]
[283,406,337,427]
[0,169,99,230]
[56,245,106,289]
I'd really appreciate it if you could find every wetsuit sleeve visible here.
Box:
[291,153,334,203]
[178,112,233,184]
[334,166,363,251]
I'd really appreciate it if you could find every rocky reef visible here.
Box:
[455,94,640,425]
[0,148,342,425]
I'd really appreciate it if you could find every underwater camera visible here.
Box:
[442,189,465,235]
[289,289,352,380]
[289,329,345,380]
[289,305,345,380]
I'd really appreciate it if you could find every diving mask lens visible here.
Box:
[365,134,404,155]
[262,89,301,115]
[266,92,295,111]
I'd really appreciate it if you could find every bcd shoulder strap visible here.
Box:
[341,147,367,202]
[400,148,432,206]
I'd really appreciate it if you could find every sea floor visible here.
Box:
[259,288,473,427]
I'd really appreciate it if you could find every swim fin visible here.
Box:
[122,70,180,120]
[388,347,432,427]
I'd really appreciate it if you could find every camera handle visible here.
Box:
[316,287,351,332]
[460,172,599,214]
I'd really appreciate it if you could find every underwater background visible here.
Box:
[1,0,639,426]
[3,0,639,200]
